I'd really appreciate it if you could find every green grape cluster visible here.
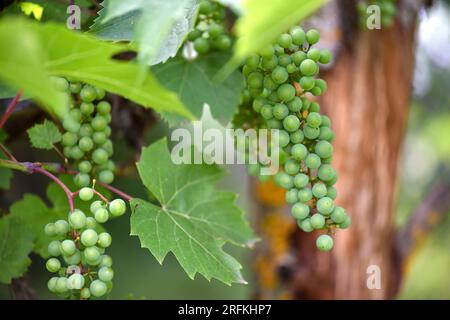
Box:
[187,0,231,55]
[53,77,115,188]
[242,26,351,251]
[44,191,126,299]
[357,0,397,28]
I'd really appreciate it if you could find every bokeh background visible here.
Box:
[0,1,449,299]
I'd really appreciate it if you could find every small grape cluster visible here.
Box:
[53,77,115,188]
[44,189,126,299]
[357,0,397,28]
[187,0,231,55]
[242,26,351,251]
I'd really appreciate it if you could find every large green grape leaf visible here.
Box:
[153,53,244,126]
[130,138,257,284]
[0,17,193,120]
[90,0,199,66]
[0,129,12,190]
[27,120,62,150]
[232,0,326,63]
[0,214,34,284]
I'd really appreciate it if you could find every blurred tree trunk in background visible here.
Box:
[252,1,420,299]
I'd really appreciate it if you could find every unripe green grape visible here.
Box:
[294,173,309,189]
[79,124,94,137]
[69,146,84,160]
[285,189,299,204]
[327,186,337,199]
[69,82,81,94]
[278,54,292,67]
[260,88,271,98]
[312,182,328,198]
[300,97,311,111]
[318,126,334,141]
[96,87,106,100]
[96,101,111,115]
[208,23,223,38]
[277,84,296,102]
[78,161,92,174]
[98,266,114,282]
[44,223,57,237]
[78,187,93,201]
[63,117,81,133]
[298,188,313,202]
[291,202,310,220]
[339,215,352,229]
[91,132,106,145]
[319,49,332,64]
[91,116,107,132]
[322,156,333,164]
[307,48,321,61]
[315,79,328,94]
[46,258,61,273]
[311,86,322,96]
[247,72,264,89]
[298,218,313,232]
[263,76,277,91]
[267,119,282,129]
[290,130,304,144]
[273,103,289,120]
[92,148,108,165]
[310,213,326,229]
[261,55,278,71]
[74,173,90,187]
[271,66,288,84]
[80,85,97,102]
[48,277,58,292]
[54,220,69,236]
[292,51,307,66]
[188,29,202,41]
[62,132,78,147]
[260,105,273,120]
[100,255,113,268]
[318,164,336,181]
[109,199,127,217]
[268,91,280,103]
[316,234,333,252]
[284,159,300,175]
[287,97,302,112]
[252,98,265,113]
[79,102,94,116]
[69,210,86,229]
[80,288,91,299]
[90,280,107,297]
[275,172,294,189]
[67,273,85,290]
[104,126,111,137]
[283,115,300,132]
[212,35,231,51]
[55,277,69,293]
[94,208,109,223]
[317,197,334,215]
[90,200,104,214]
[78,136,94,152]
[63,251,81,265]
[306,29,320,45]
[48,240,61,257]
[278,33,292,48]
[291,144,308,160]
[286,63,297,73]
[52,77,69,91]
[303,125,320,140]
[98,232,112,248]
[299,76,315,90]
[309,102,320,113]
[194,37,210,54]
[84,246,101,261]
[260,45,274,57]
[299,59,318,76]
[278,130,290,147]
[331,206,347,224]
[305,153,321,169]
[99,170,114,184]
[320,114,331,127]
[315,140,333,159]
[290,26,306,45]
[246,54,260,70]
[81,229,98,247]
[326,174,338,186]
[60,239,76,256]
[306,112,322,128]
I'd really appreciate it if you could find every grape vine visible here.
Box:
[240,26,351,251]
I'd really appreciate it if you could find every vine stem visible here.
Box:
[98,182,133,201]
[0,143,17,161]
[0,91,22,129]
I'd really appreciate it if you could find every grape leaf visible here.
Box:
[90,0,199,66]
[153,52,244,126]
[0,214,34,284]
[0,17,193,120]
[27,120,62,150]
[130,138,257,285]
[0,129,12,190]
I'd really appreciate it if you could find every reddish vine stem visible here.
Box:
[0,91,22,129]
[98,182,133,201]
[0,143,17,161]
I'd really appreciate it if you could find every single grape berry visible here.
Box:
[298,218,313,232]
[47,240,61,257]
[86,217,97,229]
[312,182,328,198]
[81,229,98,247]
[287,97,302,112]
[44,223,56,237]
[247,72,264,89]
[67,273,85,290]
[90,280,107,297]
[317,164,336,181]
[98,267,114,282]
[79,187,94,201]
[109,199,126,217]
[61,239,77,256]
[99,170,114,184]
[283,115,300,132]
[291,202,310,220]
[286,189,299,204]
[55,277,69,293]
[54,220,70,235]
[46,258,61,273]
[306,112,322,128]
[317,197,335,215]
[80,85,97,102]
[331,206,347,224]
[339,216,352,229]
[94,208,109,223]
[277,84,296,102]
[284,159,300,175]
[90,200,104,214]
[290,26,306,45]
[310,213,326,229]
[92,148,109,165]
[69,210,86,229]
[194,37,210,54]
[80,288,91,299]
[316,234,333,252]
[299,59,318,76]
[306,29,320,45]
[271,66,289,84]
[305,153,321,169]
[278,33,292,48]
[84,246,101,262]
[297,188,313,202]
[98,232,112,248]
[275,172,294,189]
[290,130,304,144]
[294,173,309,189]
